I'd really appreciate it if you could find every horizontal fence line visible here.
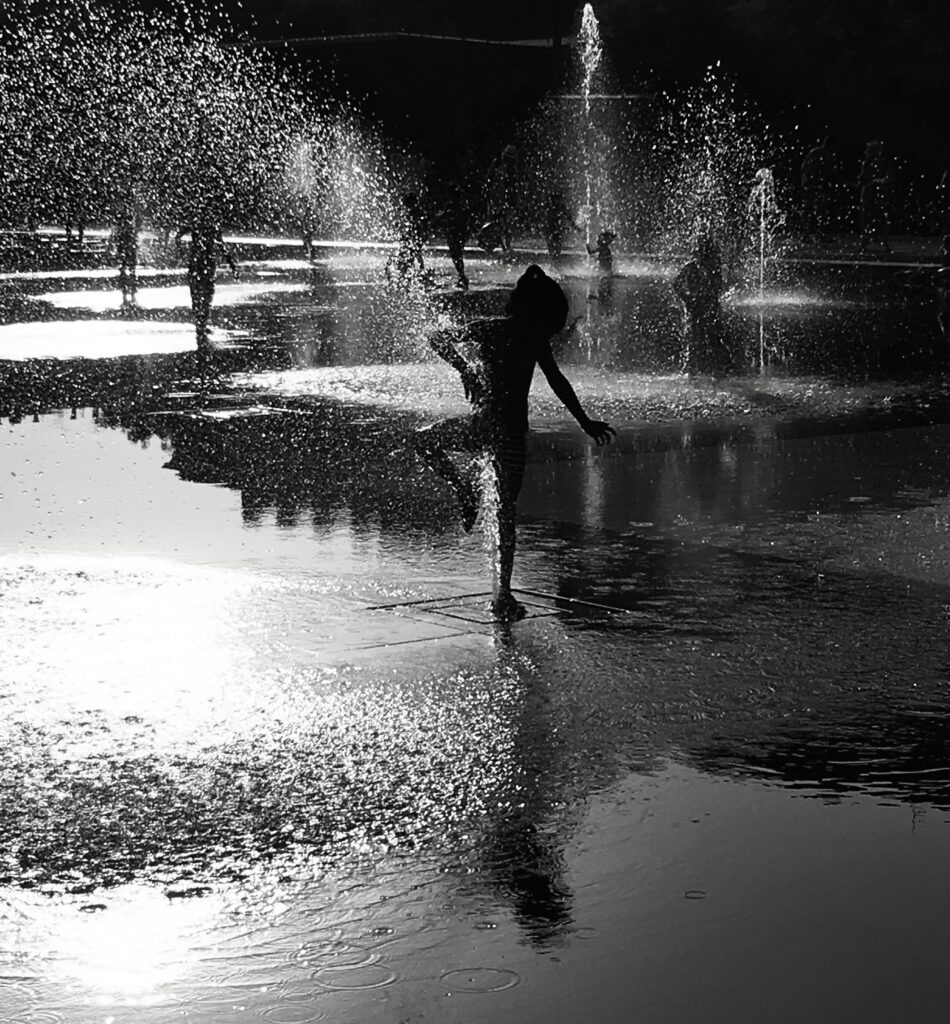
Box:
[235,31,576,49]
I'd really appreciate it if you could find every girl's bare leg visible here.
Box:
[489,441,527,621]
[412,419,480,531]
[491,494,525,621]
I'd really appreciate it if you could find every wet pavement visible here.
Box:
[2,249,950,1023]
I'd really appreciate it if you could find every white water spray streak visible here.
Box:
[478,454,502,598]
[747,167,784,368]
[579,4,603,248]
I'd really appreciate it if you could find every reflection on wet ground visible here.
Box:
[2,250,950,1022]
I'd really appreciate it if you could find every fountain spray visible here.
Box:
[579,4,603,249]
[747,167,784,366]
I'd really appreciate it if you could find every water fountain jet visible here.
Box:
[578,4,604,249]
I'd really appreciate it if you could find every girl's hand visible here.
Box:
[583,419,617,446]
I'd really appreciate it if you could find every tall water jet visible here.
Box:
[746,167,785,367]
[515,3,644,251]
[579,4,603,249]
[478,454,502,599]
[747,168,784,296]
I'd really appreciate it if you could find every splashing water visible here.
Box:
[656,68,770,258]
[478,454,503,598]
[0,0,423,345]
[748,168,784,295]
[579,4,604,248]
[492,5,785,263]
[747,167,786,367]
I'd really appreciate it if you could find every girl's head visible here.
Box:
[508,265,569,336]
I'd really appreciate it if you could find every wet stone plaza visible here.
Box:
[3,244,950,1024]
[2,0,950,1021]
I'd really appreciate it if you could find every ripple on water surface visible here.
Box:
[259,1003,326,1023]
[312,963,397,991]
[440,967,521,993]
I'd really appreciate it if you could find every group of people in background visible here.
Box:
[389,135,948,297]
[97,133,948,367]
[801,136,949,254]
[799,135,897,252]
[389,143,520,293]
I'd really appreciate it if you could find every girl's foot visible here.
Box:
[492,591,526,622]
[459,481,479,533]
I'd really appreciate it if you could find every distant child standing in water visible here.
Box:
[544,190,576,260]
[586,229,617,272]
[178,210,238,350]
[438,178,472,290]
[672,233,732,375]
[389,191,428,284]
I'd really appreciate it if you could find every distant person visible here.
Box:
[586,229,617,272]
[858,141,894,255]
[298,202,319,261]
[485,144,519,253]
[800,135,837,239]
[178,211,238,349]
[113,186,142,307]
[111,176,142,307]
[413,264,615,621]
[937,234,950,342]
[438,178,472,290]
[672,233,732,375]
[388,191,427,285]
[64,201,87,247]
[543,190,576,260]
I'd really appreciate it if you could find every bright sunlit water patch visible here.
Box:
[0,554,290,748]
[727,289,858,310]
[6,883,221,1009]
[0,320,206,359]
[558,259,673,281]
[34,281,310,312]
[0,266,182,282]
[613,258,675,279]
[242,257,318,272]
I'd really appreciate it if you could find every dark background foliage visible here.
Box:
[222,0,946,170]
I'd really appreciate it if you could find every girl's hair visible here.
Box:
[508,264,569,333]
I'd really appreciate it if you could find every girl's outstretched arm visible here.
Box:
[537,345,616,445]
